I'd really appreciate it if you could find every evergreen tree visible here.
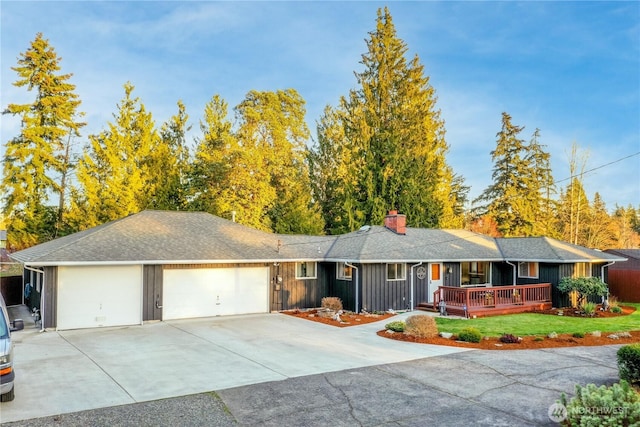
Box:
[235,89,324,234]
[309,106,359,234]
[190,94,270,226]
[69,83,159,229]
[475,113,552,237]
[612,205,640,248]
[526,129,557,236]
[2,33,85,248]
[584,193,616,249]
[147,100,191,210]
[312,7,464,233]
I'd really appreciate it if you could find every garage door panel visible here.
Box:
[57,266,142,330]
[163,267,268,320]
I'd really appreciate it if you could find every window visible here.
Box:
[573,262,592,278]
[461,262,490,285]
[518,262,539,279]
[295,262,317,279]
[336,262,352,280]
[387,263,406,281]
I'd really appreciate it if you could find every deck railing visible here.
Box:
[432,283,552,317]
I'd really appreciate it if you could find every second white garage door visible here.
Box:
[162,267,269,320]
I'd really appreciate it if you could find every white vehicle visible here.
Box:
[0,293,23,402]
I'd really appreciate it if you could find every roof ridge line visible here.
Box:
[543,236,566,261]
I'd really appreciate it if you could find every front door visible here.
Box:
[428,263,443,302]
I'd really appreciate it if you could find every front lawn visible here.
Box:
[435,303,640,337]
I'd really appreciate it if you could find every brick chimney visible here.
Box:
[384,210,406,235]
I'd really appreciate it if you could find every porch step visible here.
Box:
[416,302,436,312]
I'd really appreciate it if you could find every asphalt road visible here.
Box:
[2,345,623,426]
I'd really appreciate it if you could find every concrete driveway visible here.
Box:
[1,310,467,424]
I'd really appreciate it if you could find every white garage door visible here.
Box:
[57,265,142,330]
[163,267,269,320]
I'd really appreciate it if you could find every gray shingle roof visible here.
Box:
[10,211,319,265]
[605,249,640,260]
[8,210,628,266]
[326,226,503,262]
[496,237,626,262]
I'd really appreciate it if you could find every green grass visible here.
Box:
[435,303,640,337]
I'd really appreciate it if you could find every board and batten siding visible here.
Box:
[274,262,328,311]
[361,264,410,312]
[325,262,356,312]
[143,265,163,321]
[42,266,57,329]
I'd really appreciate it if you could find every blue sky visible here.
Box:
[2,1,639,211]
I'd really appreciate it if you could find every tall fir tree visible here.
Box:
[190,94,271,227]
[312,7,464,233]
[235,89,324,234]
[475,113,552,237]
[2,33,85,248]
[69,83,159,229]
[526,129,556,236]
[146,100,191,210]
[584,193,617,249]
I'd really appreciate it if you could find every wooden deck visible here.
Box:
[430,283,552,318]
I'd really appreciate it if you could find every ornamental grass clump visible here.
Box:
[457,327,482,343]
[321,297,343,312]
[404,315,438,338]
[581,301,597,317]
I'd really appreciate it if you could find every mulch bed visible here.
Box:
[282,308,395,328]
[284,306,639,350]
[376,329,640,350]
[533,304,636,318]
[377,305,638,350]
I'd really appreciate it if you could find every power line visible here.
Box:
[555,151,640,184]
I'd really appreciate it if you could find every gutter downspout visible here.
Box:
[410,262,423,311]
[505,261,517,286]
[24,265,45,332]
[345,262,359,313]
[601,261,615,291]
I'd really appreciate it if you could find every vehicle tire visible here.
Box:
[0,386,15,402]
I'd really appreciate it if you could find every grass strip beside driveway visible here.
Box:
[435,303,640,337]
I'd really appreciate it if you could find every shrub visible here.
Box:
[385,320,406,333]
[618,343,640,386]
[499,334,521,344]
[404,315,438,338]
[558,277,608,308]
[559,381,640,426]
[608,295,620,310]
[457,327,482,343]
[582,301,596,317]
[534,337,544,342]
[572,332,585,338]
[611,306,622,314]
[321,297,343,312]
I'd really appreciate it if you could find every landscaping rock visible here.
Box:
[608,334,620,340]
[548,332,558,339]
[439,332,453,339]
[591,331,601,337]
